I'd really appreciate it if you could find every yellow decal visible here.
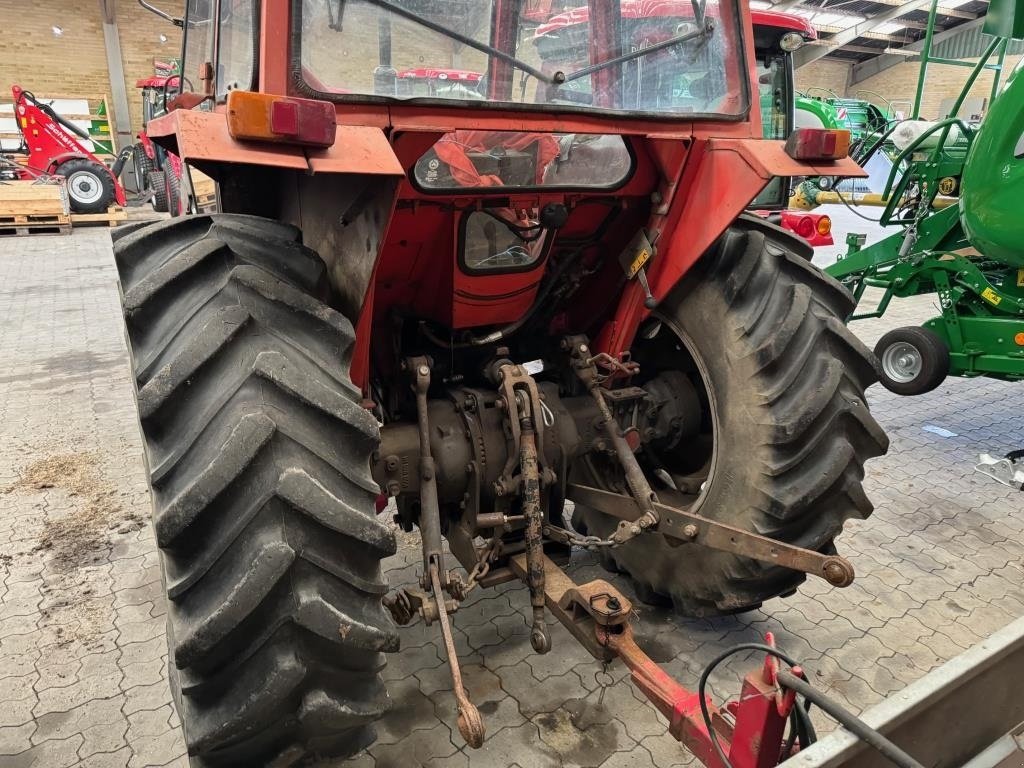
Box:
[981,287,1002,306]
[1017,268,1024,287]
[627,247,651,279]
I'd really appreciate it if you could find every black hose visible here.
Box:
[698,643,803,768]
[777,670,925,768]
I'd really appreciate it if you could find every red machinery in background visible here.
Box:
[133,65,186,216]
[5,85,127,214]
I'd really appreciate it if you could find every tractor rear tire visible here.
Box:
[57,157,116,214]
[114,214,398,765]
[575,216,889,616]
[875,326,950,395]
[149,170,169,213]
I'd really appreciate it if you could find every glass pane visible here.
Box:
[218,0,257,97]
[415,131,631,189]
[749,55,787,208]
[757,55,786,140]
[462,210,546,271]
[300,0,746,118]
[182,0,214,94]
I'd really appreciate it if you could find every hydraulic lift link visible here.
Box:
[565,337,660,545]
[495,363,554,654]
[407,356,485,748]
[567,483,855,587]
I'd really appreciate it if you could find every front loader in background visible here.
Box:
[826,0,1024,395]
[5,86,127,213]
[115,0,895,765]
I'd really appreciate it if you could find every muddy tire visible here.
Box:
[575,216,888,616]
[114,215,398,765]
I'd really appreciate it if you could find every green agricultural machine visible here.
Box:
[794,90,901,190]
[826,0,1024,395]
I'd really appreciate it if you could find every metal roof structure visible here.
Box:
[752,0,993,70]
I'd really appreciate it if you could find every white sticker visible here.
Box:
[523,359,545,375]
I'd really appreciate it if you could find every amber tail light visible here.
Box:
[226,91,336,148]
[784,128,851,161]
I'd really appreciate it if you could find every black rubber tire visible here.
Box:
[149,169,170,213]
[874,326,950,396]
[56,157,116,214]
[575,216,889,616]
[165,168,183,217]
[134,145,155,191]
[114,214,398,765]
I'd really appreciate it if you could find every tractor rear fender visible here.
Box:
[137,132,157,161]
[146,110,403,377]
[145,109,402,176]
[596,138,863,356]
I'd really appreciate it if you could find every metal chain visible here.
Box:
[543,523,617,550]
[461,538,503,598]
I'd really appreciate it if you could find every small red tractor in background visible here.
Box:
[134,67,182,214]
[116,0,895,766]
[5,85,127,213]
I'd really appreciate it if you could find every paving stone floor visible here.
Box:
[0,207,1021,767]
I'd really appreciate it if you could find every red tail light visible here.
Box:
[796,216,815,238]
[785,128,851,161]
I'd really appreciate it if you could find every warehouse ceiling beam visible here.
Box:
[850,16,986,84]
[801,6,943,32]
[855,0,983,20]
[769,0,805,11]
[807,42,886,55]
[98,0,135,146]
[816,26,917,42]
[794,0,934,66]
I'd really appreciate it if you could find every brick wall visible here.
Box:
[0,0,183,139]
[795,58,851,97]
[852,55,1022,119]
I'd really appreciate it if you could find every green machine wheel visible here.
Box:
[875,327,950,395]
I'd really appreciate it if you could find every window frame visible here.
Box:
[290,0,751,124]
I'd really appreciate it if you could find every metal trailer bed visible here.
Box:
[782,615,1024,767]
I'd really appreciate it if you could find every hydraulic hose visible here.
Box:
[777,669,926,768]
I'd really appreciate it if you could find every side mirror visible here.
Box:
[138,0,183,27]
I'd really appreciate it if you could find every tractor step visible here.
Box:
[71,206,128,228]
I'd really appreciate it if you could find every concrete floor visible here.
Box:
[0,206,1022,767]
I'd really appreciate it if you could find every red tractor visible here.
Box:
[119,0,889,765]
[134,68,187,215]
[6,85,127,213]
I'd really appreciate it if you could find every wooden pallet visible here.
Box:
[0,180,71,235]
[0,220,71,237]
[71,206,128,227]
[193,172,217,212]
